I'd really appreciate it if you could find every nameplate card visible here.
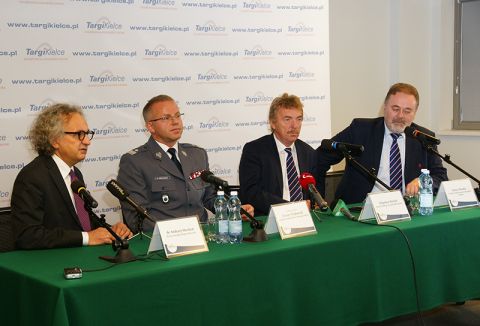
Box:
[265,201,317,239]
[359,190,411,224]
[147,216,208,258]
[433,179,479,210]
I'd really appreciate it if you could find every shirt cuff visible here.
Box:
[82,231,89,246]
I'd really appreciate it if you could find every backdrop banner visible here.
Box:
[0,0,330,223]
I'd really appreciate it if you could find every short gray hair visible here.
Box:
[142,94,175,122]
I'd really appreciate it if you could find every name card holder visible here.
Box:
[265,201,317,239]
[148,215,208,258]
[434,179,479,210]
[359,190,410,224]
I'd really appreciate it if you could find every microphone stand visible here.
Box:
[341,150,415,215]
[422,143,480,200]
[84,204,137,264]
[130,209,156,241]
[218,185,268,243]
[342,150,392,191]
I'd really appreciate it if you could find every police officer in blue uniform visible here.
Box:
[118,95,253,232]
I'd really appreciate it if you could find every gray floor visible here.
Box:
[363,300,480,326]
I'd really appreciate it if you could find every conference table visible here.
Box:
[2,206,480,326]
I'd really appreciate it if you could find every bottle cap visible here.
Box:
[230,190,238,196]
[421,169,430,174]
[217,190,224,196]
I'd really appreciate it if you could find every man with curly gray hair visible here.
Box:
[11,103,132,249]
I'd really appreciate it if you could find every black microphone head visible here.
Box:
[71,179,85,194]
[337,143,364,154]
[320,139,334,150]
[106,179,128,200]
[71,179,98,208]
[200,170,214,182]
[321,139,364,155]
[404,125,440,145]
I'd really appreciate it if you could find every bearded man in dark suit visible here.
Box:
[316,83,448,205]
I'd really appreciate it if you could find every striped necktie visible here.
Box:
[69,170,92,231]
[389,133,403,191]
[285,147,303,201]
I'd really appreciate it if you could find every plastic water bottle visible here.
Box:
[214,191,229,244]
[418,169,433,216]
[228,191,243,244]
[206,211,217,243]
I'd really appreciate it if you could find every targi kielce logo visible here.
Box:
[245,91,273,106]
[195,21,227,35]
[85,17,123,34]
[24,42,67,60]
[143,44,179,60]
[30,98,56,113]
[89,71,127,87]
[197,69,228,84]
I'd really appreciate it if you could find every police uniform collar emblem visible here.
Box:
[162,194,169,203]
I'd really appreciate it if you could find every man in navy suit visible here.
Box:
[239,93,317,215]
[11,104,132,249]
[316,83,448,205]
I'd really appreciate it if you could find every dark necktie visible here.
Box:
[285,147,303,201]
[389,133,403,191]
[69,170,92,231]
[167,148,183,174]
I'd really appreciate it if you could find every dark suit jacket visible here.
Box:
[316,117,448,204]
[11,155,98,249]
[239,134,318,215]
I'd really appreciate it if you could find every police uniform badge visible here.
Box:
[162,194,169,203]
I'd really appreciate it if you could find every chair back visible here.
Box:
[0,207,15,252]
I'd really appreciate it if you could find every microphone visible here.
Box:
[106,179,154,223]
[332,199,358,221]
[340,207,357,221]
[200,170,229,189]
[321,139,364,156]
[299,172,329,210]
[71,179,98,208]
[404,126,441,145]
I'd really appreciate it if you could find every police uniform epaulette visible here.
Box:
[181,143,200,149]
[126,148,139,155]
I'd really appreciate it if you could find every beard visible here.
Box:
[387,121,408,133]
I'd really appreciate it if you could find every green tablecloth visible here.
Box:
[2,207,480,326]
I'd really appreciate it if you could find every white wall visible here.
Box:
[330,0,480,182]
